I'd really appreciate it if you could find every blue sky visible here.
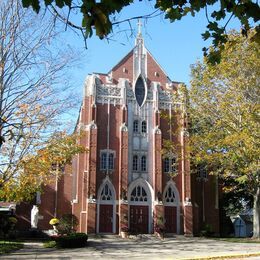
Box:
[64,1,240,99]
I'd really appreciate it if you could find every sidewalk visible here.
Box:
[1,235,260,259]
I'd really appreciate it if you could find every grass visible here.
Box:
[212,237,260,243]
[0,240,23,254]
[43,240,56,248]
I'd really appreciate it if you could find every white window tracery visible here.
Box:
[164,186,175,203]
[100,184,113,201]
[130,185,148,202]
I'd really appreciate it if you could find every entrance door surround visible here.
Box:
[97,177,116,233]
[128,178,154,233]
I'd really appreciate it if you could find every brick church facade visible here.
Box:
[15,29,220,236]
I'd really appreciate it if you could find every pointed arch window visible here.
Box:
[141,121,147,133]
[164,186,175,203]
[141,155,147,172]
[133,120,139,133]
[130,185,148,202]
[100,183,113,201]
[135,76,146,107]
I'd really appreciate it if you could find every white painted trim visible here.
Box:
[162,180,181,234]
[96,177,116,233]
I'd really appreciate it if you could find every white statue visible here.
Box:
[31,205,39,229]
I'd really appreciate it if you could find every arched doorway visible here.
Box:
[97,178,116,233]
[163,181,180,234]
[128,178,153,234]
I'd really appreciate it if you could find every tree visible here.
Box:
[0,0,79,200]
[0,132,86,202]
[22,0,260,63]
[189,30,259,238]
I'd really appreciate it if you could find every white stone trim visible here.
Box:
[96,176,117,233]
[128,178,154,233]
[162,180,181,234]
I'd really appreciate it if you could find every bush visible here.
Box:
[200,223,214,237]
[58,214,78,235]
[0,214,17,239]
[55,233,88,248]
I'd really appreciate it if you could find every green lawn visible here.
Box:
[0,240,23,254]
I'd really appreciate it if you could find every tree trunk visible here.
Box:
[253,186,260,239]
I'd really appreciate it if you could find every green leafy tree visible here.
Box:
[189,30,259,238]
[22,0,260,63]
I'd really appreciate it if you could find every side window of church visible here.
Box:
[141,155,147,171]
[141,121,147,133]
[133,155,138,171]
[100,152,115,171]
[108,153,114,170]
[101,153,107,170]
[164,157,177,173]
[133,120,139,133]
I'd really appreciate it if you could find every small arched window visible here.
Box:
[141,121,147,133]
[133,155,138,171]
[133,120,139,133]
[141,156,146,171]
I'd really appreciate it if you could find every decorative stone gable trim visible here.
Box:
[154,125,161,134]
[86,120,97,130]
[120,122,128,132]
[84,74,99,97]
[184,197,192,206]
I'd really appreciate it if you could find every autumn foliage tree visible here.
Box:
[0,0,80,201]
[189,30,260,238]
[0,132,86,202]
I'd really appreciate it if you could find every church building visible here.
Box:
[17,25,220,236]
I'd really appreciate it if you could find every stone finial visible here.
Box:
[120,122,128,132]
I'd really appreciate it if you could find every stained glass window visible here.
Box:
[130,186,147,201]
[135,76,145,107]
[164,186,175,203]
[101,184,113,200]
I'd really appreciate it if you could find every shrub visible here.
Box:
[8,217,17,224]
[58,214,78,235]
[55,233,88,248]
[200,223,214,237]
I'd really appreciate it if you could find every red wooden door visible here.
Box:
[130,205,148,234]
[164,206,177,233]
[99,204,113,233]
